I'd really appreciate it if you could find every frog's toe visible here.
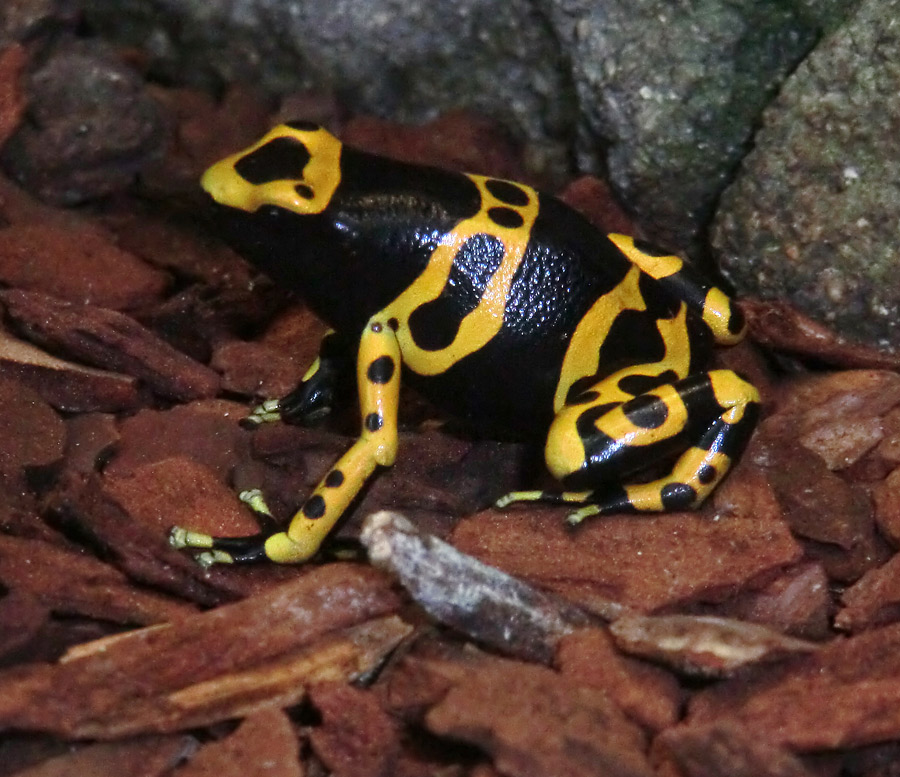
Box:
[241,398,283,428]
[194,549,237,568]
[495,490,544,508]
[565,504,601,526]
[168,525,214,550]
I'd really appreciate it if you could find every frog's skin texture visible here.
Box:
[171,121,760,565]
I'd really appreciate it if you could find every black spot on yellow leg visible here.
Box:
[324,469,345,487]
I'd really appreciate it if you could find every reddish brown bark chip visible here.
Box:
[875,405,900,465]
[342,112,526,182]
[178,708,302,777]
[149,84,273,190]
[609,614,818,678]
[837,553,900,632]
[655,722,818,777]
[356,432,524,523]
[0,326,140,413]
[0,589,49,661]
[63,413,119,477]
[0,44,28,148]
[769,371,900,449]
[873,466,900,546]
[748,436,888,582]
[1,289,221,400]
[709,561,831,640]
[309,682,402,777]
[0,564,405,738]
[0,534,196,625]
[424,655,655,777]
[48,473,253,606]
[377,645,466,720]
[0,377,65,487]
[451,507,801,613]
[257,304,330,374]
[0,222,168,310]
[555,628,682,732]
[103,456,261,538]
[104,400,251,481]
[6,735,193,777]
[749,372,900,498]
[739,298,900,371]
[682,622,900,751]
[559,175,636,235]
[98,201,255,289]
[210,339,304,399]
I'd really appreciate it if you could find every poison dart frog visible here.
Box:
[169,121,760,565]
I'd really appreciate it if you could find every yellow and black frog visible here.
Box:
[171,121,760,565]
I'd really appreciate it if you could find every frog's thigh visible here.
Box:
[546,368,759,515]
[270,317,402,562]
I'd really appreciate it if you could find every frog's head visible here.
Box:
[200,121,342,217]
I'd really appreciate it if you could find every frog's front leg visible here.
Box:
[499,369,759,523]
[171,316,401,565]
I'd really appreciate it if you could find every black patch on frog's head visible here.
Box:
[234,137,312,185]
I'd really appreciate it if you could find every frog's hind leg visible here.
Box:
[500,368,759,523]
[170,316,401,565]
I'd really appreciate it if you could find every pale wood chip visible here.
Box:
[609,613,818,678]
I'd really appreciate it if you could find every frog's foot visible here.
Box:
[168,525,322,566]
[168,488,314,567]
[496,488,636,527]
[168,526,270,566]
[495,489,598,526]
[495,489,593,508]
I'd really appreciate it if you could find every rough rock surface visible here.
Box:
[714,0,900,351]
[538,0,847,247]
[1,37,165,203]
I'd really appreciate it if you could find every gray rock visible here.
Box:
[713,0,900,352]
[1,38,165,204]
[0,0,77,49]
[541,0,850,247]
